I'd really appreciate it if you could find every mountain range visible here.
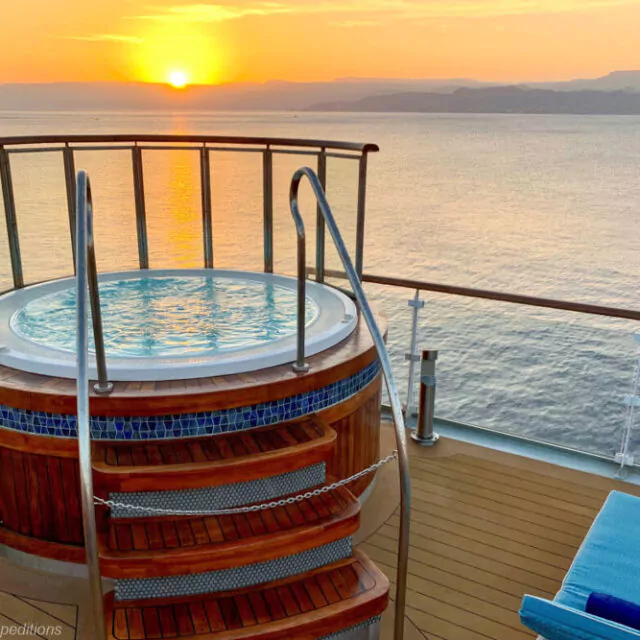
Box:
[1,71,640,114]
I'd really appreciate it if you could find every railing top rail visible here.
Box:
[315,268,640,322]
[0,134,379,154]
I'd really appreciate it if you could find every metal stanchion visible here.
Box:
[404,290,424,418]
[412,350,439,446]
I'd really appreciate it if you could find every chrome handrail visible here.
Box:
[290,199,310,373]
[289,167,411,640]
[75,170,108,640]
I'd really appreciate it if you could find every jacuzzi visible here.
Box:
[0,267,383,563]
[0,269,357,381]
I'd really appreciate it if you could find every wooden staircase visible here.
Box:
[93,417,389,639]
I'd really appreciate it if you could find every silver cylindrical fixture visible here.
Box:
[262,147,274,274]
[200,147,214,269]
[131,146,149,270]
[412,349,439,446]
[315,149,327,284]
[355,151,368,280]
[63,145,77,271]
[289,177,309,374]
[0,147,24,289]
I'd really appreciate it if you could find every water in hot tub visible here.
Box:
[12,276,319,357]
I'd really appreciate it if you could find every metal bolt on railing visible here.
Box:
[412,350,439,446]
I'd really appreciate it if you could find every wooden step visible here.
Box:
[93,417,336,493]
[104,550,389,640]
[98,487,360,578]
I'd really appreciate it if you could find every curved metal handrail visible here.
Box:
[76,171,108,640]
[0,134,379,153]
[289,167,411,640]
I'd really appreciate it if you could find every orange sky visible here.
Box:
[1,0,639,85]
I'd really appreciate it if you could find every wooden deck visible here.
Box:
[360,431,640,640]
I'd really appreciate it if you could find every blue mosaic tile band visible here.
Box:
[0,360,380,441]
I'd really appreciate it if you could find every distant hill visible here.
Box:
[538,70,640,93]
[308,86,640,115]
[1,71,640,112]
[0,78,489,112]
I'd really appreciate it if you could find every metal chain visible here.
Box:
[93,450,398,517]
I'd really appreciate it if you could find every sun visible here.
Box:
[168,70,188,89]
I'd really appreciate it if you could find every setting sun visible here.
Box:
[168,70,188,89]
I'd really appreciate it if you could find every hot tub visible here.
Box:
[0,269,357,381]
[0,272,383,563]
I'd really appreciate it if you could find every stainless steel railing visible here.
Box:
[0,135,377,291]
[289,167,411,640]
[75,170,108,640]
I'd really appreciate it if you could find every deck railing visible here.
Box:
[4,134,640,466]
[0,134,378,291]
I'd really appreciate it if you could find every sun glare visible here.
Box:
[168,70,188,89]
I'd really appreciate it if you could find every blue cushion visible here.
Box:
[587,594,640,632]
[520,595,640,640]
[556,492,640,611]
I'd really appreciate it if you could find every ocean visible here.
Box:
[2,110,640,459]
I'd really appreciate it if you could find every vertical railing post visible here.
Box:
[315,149,327,283]
[617,331,640,473]
[412,350,439,446]
[131,146,149,269]
[262,146,274,273]
[355,150,369,280]
[63,144,77,271]
[200,146,214,268]
[0,147,24,289]
[405,290,424,418]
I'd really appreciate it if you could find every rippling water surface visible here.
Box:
[13,276,319,356]
[2,110,640,458]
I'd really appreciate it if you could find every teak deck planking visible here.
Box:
[362,433,640,640]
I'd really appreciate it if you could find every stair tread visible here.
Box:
[93,417,336,493]
[105,551,388,640]
[99,487,360,578]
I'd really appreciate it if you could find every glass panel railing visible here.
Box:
[365,282,638,461]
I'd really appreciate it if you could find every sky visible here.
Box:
[1,0,639,86]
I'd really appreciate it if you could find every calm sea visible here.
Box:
[2,110,640,458]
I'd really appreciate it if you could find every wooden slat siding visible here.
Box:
[99,487,360,578]
[92,418,336,494]
[0,310,385,417]
[11,450,31,536]
[104,551,389,640]
[326,383,381,497]
[0,448,19,532]
[62,457,84,545]
[0,526,85,562]
[0,377,380,558]
[35,454,56,540]
[24,454,43,539]
[0,446,84,552]
[360,436,640,640]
